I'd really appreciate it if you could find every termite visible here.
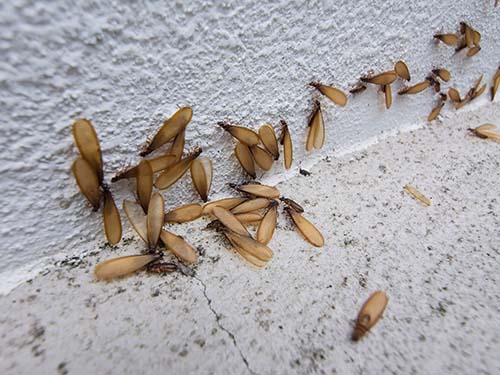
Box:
[352,291,389,341]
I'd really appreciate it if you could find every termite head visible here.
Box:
[309,81,321,90]
[205,220,224,232]
[217,120,231,131]
[188,146,203,158]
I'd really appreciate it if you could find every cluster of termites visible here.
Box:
[71,16,499,341]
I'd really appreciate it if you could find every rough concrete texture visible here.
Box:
[1,0,500,283]
[1,102,499,375]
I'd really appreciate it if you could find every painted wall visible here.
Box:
[1,0,499,290]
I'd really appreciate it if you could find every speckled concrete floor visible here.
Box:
[1,103,499,375]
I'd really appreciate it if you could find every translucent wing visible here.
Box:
[202,197,248,215]
[72,119,103,182]
[224,230,273,262]
[169,130,185,163]
[250,145,273,170]
[141,106,192,156]
[404,184,431,206]
[191,157,213,201]
[398,80,431,95]
[231,198,271,214]
[281,121,293,169]
[384,84,392,109]
[235,142,256,179]
[160,229,198,264]
[71,157,101,210]
[360,71,397,85]
[218,122,260,146]
[258,124,280,160]
[286,208,324,247]
[212,206,250,236]
[394,60,411,81]
[165,203,203,223]
[432,68,451,82]
[95,254,159,281]
[136,160,153,213]
[311,82,348,107]
[232,183,280,199]
[256,203,278,245]
[103,189,122,245]
[123,199,148,243]
[147,192,164,248]
[155,148,202,190]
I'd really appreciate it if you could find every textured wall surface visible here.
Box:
[0,0,499,287]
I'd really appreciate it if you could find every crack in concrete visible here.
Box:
[194,276,258,375]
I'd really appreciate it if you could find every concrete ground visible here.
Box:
[1,102,499,375]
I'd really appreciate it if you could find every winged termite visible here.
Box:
[94,254,160,280]
[169,130,185,163]
[71,157,101,211]
[218,121,260,146]
[230,183,280,199]
[250,145,273,170]
[223,230,273,262]
[394,60,411,81]
[360,71,398,86]
[434,33,459,46]
[309,82,348,107]
[155,147,202,190]
[231,198,271,214]
[190,157,213,202]
[165,203,203,223]
[285,207,324,247]
[306,100,325,151]
[211,206,250,236]
[279,197,304,213]
[279,120,293,169]
[141,106,192,156]
[404,184,431,206]
[256,202,278,245]
[398,80,431,95]
[258,124,280,160]
[383,84,392,109]
[235,212,264,224]
[136,160,153,213]
[448,88,461,102]
[352,291,389,341]
[202,197,248,215]
[123,199,148,243]
[468,124,500,141]
[72,119,103,182]
[160,229,198,264]
[427,100,445,122]
[467,46,481,57]
[349,83,367,94]
[112,153,177,182]
[235,142,256,178]
[103,189,122,245]
[146,192,164,249]
[432,68,451,82]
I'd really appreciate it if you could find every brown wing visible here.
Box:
[72,119,103,182]
[103,189,122,245]
[142,106,192,155]
[71,157,101,210]
[95,254,159,280]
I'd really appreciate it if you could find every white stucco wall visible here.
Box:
[1,0,499,290]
